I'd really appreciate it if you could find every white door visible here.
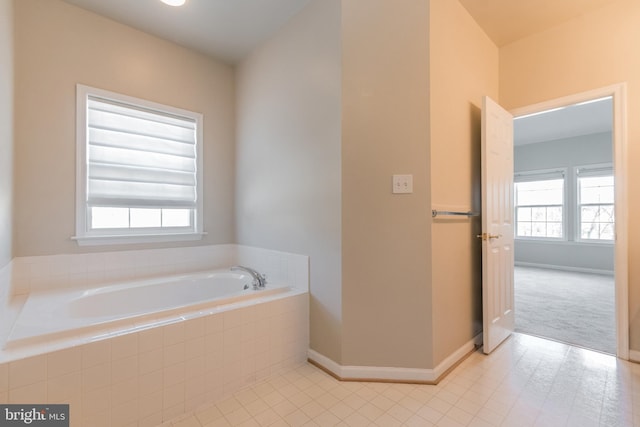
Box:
[481,96,515,354]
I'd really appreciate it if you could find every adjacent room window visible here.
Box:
[75,84,204,245]
[514,171,565,239]
[577,166,614,241]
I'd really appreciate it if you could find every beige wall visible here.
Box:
[235,0,342,361]
[341,0,432,368]
[499,0,640,350]
[13,0,236,257]
[12,0,630,373]
[0,0,12,267]
[429,0,499,365]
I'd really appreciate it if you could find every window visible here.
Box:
[514,171,565,239]
[75,85,204,245]
[577,166,614,241]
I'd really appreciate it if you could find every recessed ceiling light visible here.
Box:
[160,0,186,6]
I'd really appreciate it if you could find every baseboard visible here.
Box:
[629,350,640,363]
[307,333,481,384]
[515,261,614,276]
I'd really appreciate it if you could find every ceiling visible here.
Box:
[61,0,616,143]
[61,0,617,63]
[62,0,312,64]
[458,0,616,46]
[514,97,613,146]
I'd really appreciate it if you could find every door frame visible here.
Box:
[510,83,628,360]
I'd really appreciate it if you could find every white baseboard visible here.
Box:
[307,333,481,384]
[629,350,640,363]
[515,261,614,276]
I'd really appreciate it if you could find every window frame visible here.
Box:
[74,84,205,246]
[575,163,614,245]
[514,168,568,242]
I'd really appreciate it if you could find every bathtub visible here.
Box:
[0,246,309,426]
[6,268,290,347]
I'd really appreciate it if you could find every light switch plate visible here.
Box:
[392,174,413,194]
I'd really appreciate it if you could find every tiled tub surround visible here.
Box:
[0,245,309,426]
[9,244,309,296]
[0,294,309,426]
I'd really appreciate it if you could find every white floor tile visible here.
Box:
[160,333,640,427]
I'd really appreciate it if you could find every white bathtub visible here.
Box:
[6,268,289,347]
[0,246,309,426]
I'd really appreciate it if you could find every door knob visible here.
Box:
[476,233,502,241]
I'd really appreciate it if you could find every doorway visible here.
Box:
[510,85,628,358]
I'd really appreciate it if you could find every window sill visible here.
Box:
[516,239,614,247]
[515,237,566,243]
[71,232,206,246]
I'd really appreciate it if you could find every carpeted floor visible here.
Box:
[514,266,616,354]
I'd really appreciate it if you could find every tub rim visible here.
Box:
[0,267,304,363]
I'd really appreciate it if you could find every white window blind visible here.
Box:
[75,84,204,245]
[87,96,197,209]
[514,169,564,183]
[576,165,613,179]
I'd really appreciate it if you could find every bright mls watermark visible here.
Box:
[0,405,69,426]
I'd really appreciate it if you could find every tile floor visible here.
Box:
[161,333,640,427]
